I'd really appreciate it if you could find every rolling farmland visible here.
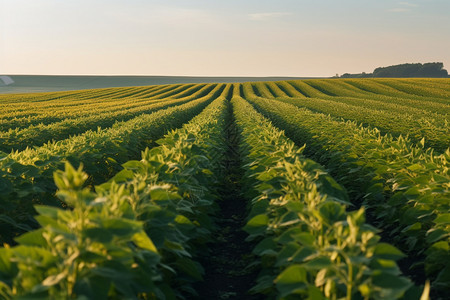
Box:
[0,78,449,299]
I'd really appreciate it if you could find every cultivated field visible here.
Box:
[0,75,311,94]
[0,78,448,299]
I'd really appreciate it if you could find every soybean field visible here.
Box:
[0,78,449,300]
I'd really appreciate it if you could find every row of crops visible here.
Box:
[0,78,448,299]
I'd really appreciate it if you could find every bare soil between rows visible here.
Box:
[193,101,263,299]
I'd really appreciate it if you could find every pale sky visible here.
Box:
[1,0,449,77]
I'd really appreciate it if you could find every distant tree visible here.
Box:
[373,62,448,77]
[339,62,448,78]
[420,62,448,77]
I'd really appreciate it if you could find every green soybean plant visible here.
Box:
[232,95,421,300]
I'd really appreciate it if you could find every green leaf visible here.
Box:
[277,227,304,244]
[14,229,46,247]
[359,283,371,298]
[402,222,421,233]
[434,213,450,225]
[303,256,332,270]
[102,218,142,238]
[83,228,113,244]
[319,202,345,224]
[275,265,308,297]
[34,205,60,219]
[163,240,191,258]
[285,201,304,213]
[132,232,158,253]
[121,160,142,170]
[371,258,399,272]
[110,169,134,183]
[150,186,182,201]
[407,164,423,171]
[426,229,448,244]
[307,285,325,300]
[372,271,412,290]
[425,240,448,254]
[276,242,300,267]
[201,168,213,175]
[14,246,57,267]
[34,215,67,232]
[107,157,117,164]
[175,257,203,281]
[244,214,269,238]
[294,233,315,247]
[256,169,278,182]
[373,243,405,260]
[292,247,316,263]
[253,238,278,256]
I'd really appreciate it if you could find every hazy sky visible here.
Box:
[1,0,449,77]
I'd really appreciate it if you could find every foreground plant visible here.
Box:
[0,163,161,299]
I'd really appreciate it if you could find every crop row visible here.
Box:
[0,83,168,105]
[0,84,224,152]
[0,85,155,110]
[1,83,199,123]
[0,84,208,131]
[371,78,450,99]
[269,80,450,115]
[242,89,449,296]
[0,86,227,245]
[243,82,449,152]
[264,80,448,117]
[232,94,420,299]
[0,95,229,299]
[269,95,448,152]
[248,80,449,116]
[292,79,450,102]
[254,78,447,105]
[0,88,164,119]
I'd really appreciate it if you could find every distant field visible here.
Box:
[0,75,315,94]
[0,78,448,299]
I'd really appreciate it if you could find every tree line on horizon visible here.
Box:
[339,62,449,78]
